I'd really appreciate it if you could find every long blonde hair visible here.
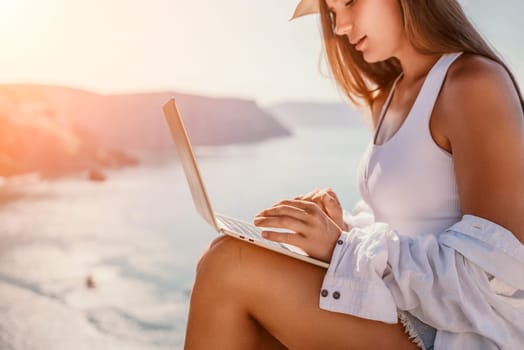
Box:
[318,0,524,112]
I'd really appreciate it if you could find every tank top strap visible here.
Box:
[374,73,404,144]
[410,52,463,127]
[379,73,404,120]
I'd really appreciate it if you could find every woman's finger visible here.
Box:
[253,215,309,233]
[307,188,333,202]
[301,188,320,200]
[260,230,304,246]
[276,199,319,214]
[308,196,327,213]
[297,187,336,202]
[293,192,308,200]
[256,204,308,221]
[325,189,341,205]
[322,193,342,219]
[288,188,331,205]
[312,192,346,231]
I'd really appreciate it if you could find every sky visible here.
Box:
[0,0,522,107]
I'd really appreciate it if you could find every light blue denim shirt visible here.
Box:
[320,200,524,349]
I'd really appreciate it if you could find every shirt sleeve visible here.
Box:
[318,215,524,349]
[319,222,399,322]
[319,217,515,325]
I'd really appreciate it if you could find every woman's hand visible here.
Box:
[253,199,342,263]
[294,187,349,232]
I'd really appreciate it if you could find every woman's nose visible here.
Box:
[334,19,352,36]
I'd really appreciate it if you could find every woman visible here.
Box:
[184,0,524,348]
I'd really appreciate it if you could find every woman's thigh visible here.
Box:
[195,235,418,350]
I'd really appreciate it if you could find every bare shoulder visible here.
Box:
[447,52,513,86]
[440,53,523,137]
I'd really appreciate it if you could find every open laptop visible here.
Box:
[162,98,329,269]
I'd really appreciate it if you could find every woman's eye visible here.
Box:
[328,0,355,25]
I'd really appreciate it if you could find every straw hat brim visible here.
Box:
[290,0,320,21]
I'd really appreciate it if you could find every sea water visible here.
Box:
[0,126,370,349]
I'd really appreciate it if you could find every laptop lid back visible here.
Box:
[162,98,220,231]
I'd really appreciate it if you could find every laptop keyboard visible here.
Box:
[215,214,263,239]
[215,213,288,249]
[214,214,311,258]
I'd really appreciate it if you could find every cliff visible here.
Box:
[0,85,291,178]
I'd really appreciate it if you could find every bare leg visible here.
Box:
[184,236,418,349]
[256,319,289,349]
[185,236,287,349]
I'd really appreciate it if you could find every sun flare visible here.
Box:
[0,0,17,12]
[0,0,19,28]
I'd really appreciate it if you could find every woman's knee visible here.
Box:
[195,235,245,282]
[194,234,284,294]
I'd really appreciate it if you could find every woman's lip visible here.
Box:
[355,36,367,50]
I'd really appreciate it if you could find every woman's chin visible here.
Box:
[361,52,378,63]
[361,51,389,64]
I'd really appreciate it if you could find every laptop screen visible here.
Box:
[162,98,220,231]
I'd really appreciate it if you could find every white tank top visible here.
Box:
[357,52,463,237]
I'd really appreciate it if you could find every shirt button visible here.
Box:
[321,289,329,297]
[337,239,343,245]
[333,291,341,300]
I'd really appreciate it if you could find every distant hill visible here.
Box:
[267,102,366,130]
[39,87,291,153]
[0,85,291,178]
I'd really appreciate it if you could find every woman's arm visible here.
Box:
[442,54,524,243]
